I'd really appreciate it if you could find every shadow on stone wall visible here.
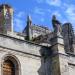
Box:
[38,46,52,75]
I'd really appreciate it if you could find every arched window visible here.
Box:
[2,56,20,75]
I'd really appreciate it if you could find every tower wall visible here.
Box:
[0,4,13,34]
[62,23,74,53]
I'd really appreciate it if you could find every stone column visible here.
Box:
[51,33,65,54]
[49,33,66,75]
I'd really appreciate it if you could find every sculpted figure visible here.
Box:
[52,15,62,35]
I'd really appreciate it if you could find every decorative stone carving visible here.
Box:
[52,15,62,36]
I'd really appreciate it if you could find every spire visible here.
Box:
[27,15,32,22]
[26,15,32,40]
[27,15,32,26]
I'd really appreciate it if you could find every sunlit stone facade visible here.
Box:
[0,4,75,75]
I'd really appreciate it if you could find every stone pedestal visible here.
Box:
[49,33,66,75]
[51,33,65,54]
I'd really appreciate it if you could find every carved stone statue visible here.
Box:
[52,15,62,35]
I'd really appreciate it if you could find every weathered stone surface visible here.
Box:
[0,23,75,75]
[0,50,41,75]
[0,34,43,56]
[0,34,50,75]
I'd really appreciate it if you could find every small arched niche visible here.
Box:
[2,55,20,75]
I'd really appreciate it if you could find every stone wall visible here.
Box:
[0,33,75,75]
[0,34,45,56]
[0,34,50,75]
[0,47,41,75]
[59,53,75,75]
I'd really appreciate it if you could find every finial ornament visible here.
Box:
[52,15,62,36]
[27,15,32,22]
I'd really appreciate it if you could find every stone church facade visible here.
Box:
[0,4,75,75]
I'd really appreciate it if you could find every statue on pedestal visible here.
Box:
[52,15,62,36]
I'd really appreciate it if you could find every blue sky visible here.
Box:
[0,0,75,32]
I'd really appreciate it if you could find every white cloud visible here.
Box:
[14,18,24,32]
[66,6,75,16]
[33,7,46,22]
[14,11,26,32]
[34,0,75,31]
[47,9,51,13]
[35,0,44,3]
[51,11,61,17]
[34,7,45,15]
[16,11,25,18]
[40,18,45,22]
[35,0,62,6]
[46,0,61,6]
[65,5,75,30]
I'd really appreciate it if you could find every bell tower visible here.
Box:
[0,4,13,34]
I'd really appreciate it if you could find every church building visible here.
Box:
[0,4,75,75]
